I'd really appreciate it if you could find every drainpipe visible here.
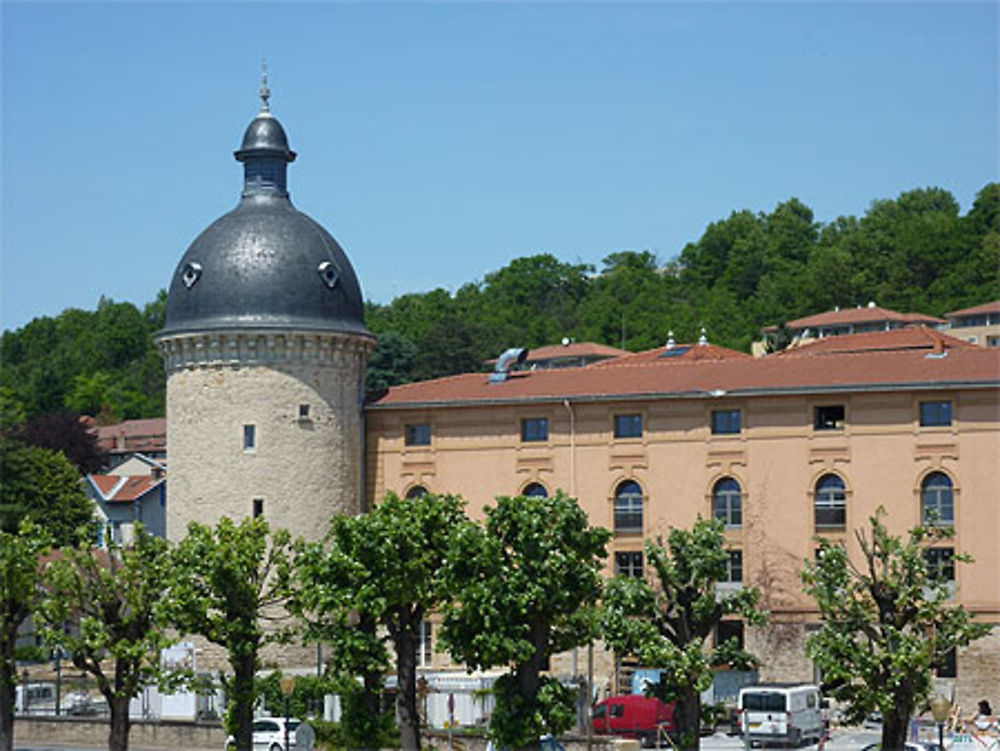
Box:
[562,400,576,497]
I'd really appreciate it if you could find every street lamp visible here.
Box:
[930,693,952,751]
[280,674,296,751]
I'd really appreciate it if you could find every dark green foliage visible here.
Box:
[0,439,94,546]
[3,184,997,414]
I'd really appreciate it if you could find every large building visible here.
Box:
[366,326,1000,709]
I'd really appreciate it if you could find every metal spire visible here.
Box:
[259,59,271,113]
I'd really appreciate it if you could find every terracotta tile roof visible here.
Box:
[592,342,750,367]
[784,306,944,329]
[777,326,975,356]
[93,418,166,454]
[88,475,164,503]
[946,300,1000,318]
[526,342,629,361]
[370,330,999,409]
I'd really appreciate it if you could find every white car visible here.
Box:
[225,717,301,751]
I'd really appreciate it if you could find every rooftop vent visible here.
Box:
[489,347,529,384]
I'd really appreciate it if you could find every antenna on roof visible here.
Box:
[259,58,271,112]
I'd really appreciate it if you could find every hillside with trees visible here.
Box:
[2,183,997,422]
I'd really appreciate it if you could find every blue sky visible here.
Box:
[2,2,997,332]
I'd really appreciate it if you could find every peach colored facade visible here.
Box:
[366,330,1000,707]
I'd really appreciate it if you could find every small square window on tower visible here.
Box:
[298,404,311,420]
[252,499,264,518]
[243,424,256,451]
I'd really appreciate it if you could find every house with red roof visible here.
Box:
[944,300,1000,348]
[86,473,166,547]
[365,327,1000,707]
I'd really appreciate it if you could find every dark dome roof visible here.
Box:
[161,104,368,338]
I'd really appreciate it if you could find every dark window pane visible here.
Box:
[615,551,643,578]
[814,405,845,431]
[920,401,952,427]
[521,417,549,442]
[614,414,643,439]
[713,477,742,528]
[712,409,741,435]
[921,472,954,525]
[522,482,548,498]
[405,423,432,446]
[814,474,846,528]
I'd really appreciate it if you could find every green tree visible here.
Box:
[169,517,296,751]
[801,508,990,750]
[601,518,766,750]
[0,521,51,751]
[0,440,93,545]
[440,492,610,751]
[294,492,470,751]
[38,527,180,751]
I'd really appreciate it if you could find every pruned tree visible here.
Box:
[293,492,470,751]
[440,492,611,751]
[0,521,51,751]
[169,517,295,751]
[602,517,766,750]
[38,527,179,751]
[802,508,990,750]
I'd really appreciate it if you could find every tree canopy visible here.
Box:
[601,517,766,750]
[802,508,990,750]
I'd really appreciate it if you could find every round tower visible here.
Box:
[157,81,374,543]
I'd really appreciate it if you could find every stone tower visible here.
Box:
[157,81,374,543]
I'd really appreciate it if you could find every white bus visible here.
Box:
[738,683,824,746]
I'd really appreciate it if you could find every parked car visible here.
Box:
[592,695,677,748]
[224,717,301,751]
[738,684,825,746]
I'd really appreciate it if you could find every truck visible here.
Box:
[592,694,677,748]
[738,684,824,746]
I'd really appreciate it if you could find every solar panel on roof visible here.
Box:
[659,346,691,358]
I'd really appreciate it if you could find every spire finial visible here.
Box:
[259,58,271,112]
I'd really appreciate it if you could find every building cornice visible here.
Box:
[158,328,375,373]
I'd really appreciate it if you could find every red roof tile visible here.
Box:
[784,306,943,329]
[526,342,629,361]
[946,300,1000,318]
[593,342,750,367]
[88,475,164,503]
[371,331,999,408]
[777,326,975,356]
[93,418,166,454]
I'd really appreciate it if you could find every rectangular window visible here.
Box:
[711,409,741,435]
[404,423,432,446]
[920,400,952,427]
[813,405,845,431]
[419,620,433,667]
[720,550,743,584]
[298,404,311,420]
[243,424,256,451]
[252,499,264,518]
[925,548,955,582]
[716,620,744,650]
[615,551,643,578]
[521,417,549,442]
[936,645,957,678]
[614,414,643,439]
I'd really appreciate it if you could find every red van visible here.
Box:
[591,695,677,747]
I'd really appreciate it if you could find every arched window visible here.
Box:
[814,474,846,529]
[713,477,742,528]
[405,485,429,500]
[921,472,954,526]
[614,480,643,533]
[522,482,548,498]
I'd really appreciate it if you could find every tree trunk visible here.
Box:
[230,651,257,751]
[0,640,16,751]
[675,688,701,751]
[395,623,421,751]
[882,703,912,751]
[107,694,132,751]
